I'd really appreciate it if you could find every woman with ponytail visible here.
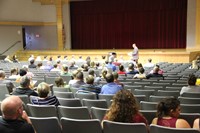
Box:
[151,98,190,128]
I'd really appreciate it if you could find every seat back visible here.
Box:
[60,75,72,84]
[91,107,108,121]
[103,120,148,133]
[140,110,156,124]
[98,94,114,107]
[75,92,97,101]
[82,99,108,111]
[178,97,200,104]
[53,87,70,92]
[30,117,62,133]
[150,124,200,133]
[180,104,200,113]
[149,95,174,102]
[181,92,200,98]
[58,106,91,119]
[57,98,82,107]
[140,101,157,110]
[54,91,74,98]
[61,117,102,133]
[27,104,58,117]
[0,84,9,101]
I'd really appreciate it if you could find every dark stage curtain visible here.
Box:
[70,0,187,49]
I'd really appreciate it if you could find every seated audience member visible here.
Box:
[43,55,48,61]
[60,65,72,76]
[37,62,45,69]
[152,98,190,128]
[100,69,108,81]
[35,56,42,62]
[62,55,68,63]
[146,67,163,79]
[4,55,12,63]
[55,77,66,87]
[9,68,20,80]
[56,60,62,70]
[100,73,123,94]
[85,56,91,66]
[102,89,147,125]
[126,63,139,75]
[43,61,53,71]
[68,61,78,71]
[79,75,101,96]
[117,65,126,75]
[136,63,143,70]
[82,64,89,72]
[112,58,121,66]
[28,59,37,68]
[70,71,86,88]
[49,56,53,62]
[30,82,60,106]
[108,52,116,63]
[193,118,200,129]
[12,54,19,63]
[12,76,38,96]
[133,67,146,79]
[180,74,200,95]
[150,64,164,74]
[88,69,101,84]
[0,70,15,94]
[113,72,124,88]
[143,58,155,68]
[56,55,62,63]
[68,70,79,85]
[28,55,34,62]
[118,55,124,63]
[0,96,34,133]
[23,67,34,79]
[78,55,85,62]
[50,64,61,72]
[90,61,97,70]
[16,69,27,82]
[106,60,116,72]
[190,60,199,69]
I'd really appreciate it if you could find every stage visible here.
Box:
[16,49,200,64]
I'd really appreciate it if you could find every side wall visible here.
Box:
[0,26,23,55]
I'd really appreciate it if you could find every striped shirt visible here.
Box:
[31,96,60,106]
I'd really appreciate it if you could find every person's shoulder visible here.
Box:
[176,119,191,128]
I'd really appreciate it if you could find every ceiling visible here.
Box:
[32,0,90,5]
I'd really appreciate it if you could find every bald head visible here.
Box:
[1,96,23,119]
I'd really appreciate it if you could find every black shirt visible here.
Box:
[0,117,34,133]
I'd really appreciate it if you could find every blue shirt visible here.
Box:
[100,82,123,94]
[106,63,116,72]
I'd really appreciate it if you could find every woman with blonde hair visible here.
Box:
[103,89,147,124]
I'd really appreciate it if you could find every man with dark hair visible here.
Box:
[0,96,34,133]
[180,74,200,95]
[100,73,123,94]
[28,59,37,68]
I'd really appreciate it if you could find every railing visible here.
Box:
[0,41,21,55]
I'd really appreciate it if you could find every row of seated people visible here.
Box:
[0,64,200,101]
[1,89,200,132]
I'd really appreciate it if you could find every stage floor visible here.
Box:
[17,49,200,63]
